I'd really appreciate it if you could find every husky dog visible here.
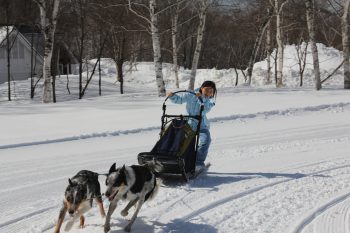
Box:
[104,162,161,232]
[54,170,106,233]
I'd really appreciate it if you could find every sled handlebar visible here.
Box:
[163,114,201,120]
[163,90,203,105]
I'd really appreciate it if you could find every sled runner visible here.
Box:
[138,90,204,182]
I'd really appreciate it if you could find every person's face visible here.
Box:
[201,86,214,98]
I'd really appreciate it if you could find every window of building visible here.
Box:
[0,48,5,59]
[12,40,18,59]
[18,41,24,59]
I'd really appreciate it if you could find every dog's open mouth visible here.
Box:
[108,190,119,201]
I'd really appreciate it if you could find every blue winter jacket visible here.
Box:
[169,89,215,131]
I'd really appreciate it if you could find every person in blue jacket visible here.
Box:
[167,80,217,171]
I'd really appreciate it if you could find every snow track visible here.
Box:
[160,160,350,233]
[1,101,349,150]
[0,205,57,230]
[292,191,350,233]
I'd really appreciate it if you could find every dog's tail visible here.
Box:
[143,160,163,173]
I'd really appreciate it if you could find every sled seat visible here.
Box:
[138,119,197,179]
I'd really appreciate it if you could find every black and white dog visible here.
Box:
[54,170,106,233]
[104,162,162,232]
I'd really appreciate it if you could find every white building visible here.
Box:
[0,26,43,84]
[0,25,78,85]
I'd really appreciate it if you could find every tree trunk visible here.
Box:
[42,34,53,102]
[117,59,124,94]
[188,2,208,90]
[6,25,11,101]
[66,72,70,94]
[30,32,35,99]
[52,45,60,103]
[117,35,126,94]
[4,1,12,101]
[305,0,321,90]
[266,8,272,84]
[234,67,239,86]
[342,0,350,89]
[78,1,86,99]
[150,0,166,96]
[276,0,284,87]
[274,47,278,84]
[99,55,101,96]
[171,0,180,88]
[34,0,60,103]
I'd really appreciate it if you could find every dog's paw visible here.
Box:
[124,225,131,232]
[104,224,111,233]
[121,210,128,217]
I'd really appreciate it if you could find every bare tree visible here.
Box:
[272,0,291,87]
[0,0,14,101]
[110,29,126,94]
[342,0,350,89]
[266,8,272,84]
[246,6,273,85]
[319,12,340,46]
[128,0,166,96]
[51,41,60,102]
[5,21,11,101]
[70,0,88,99]
[80,32,108,98]
[32,0,61,103]
[188,0,210,90]
[170,0,181,88]
[305,0,321,90]
[295,39,308,86]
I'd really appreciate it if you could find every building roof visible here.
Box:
[0,25,44,63]
[0,25,77,64]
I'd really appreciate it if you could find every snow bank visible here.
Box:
[0,43,345,103]
[105,43,345,89]
[253,43,344,87]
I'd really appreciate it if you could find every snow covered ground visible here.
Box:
[1,44,350,233]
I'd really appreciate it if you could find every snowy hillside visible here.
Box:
[1,44,350,233]
[0,43,345,103]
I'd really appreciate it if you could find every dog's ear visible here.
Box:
[109,163,116,174]
[121,165,128,176]
[68,178,73,186]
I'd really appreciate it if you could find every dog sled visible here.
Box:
[138,90,204,182]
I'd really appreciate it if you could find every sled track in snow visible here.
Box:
[0,145,145,182]
[1,102,350,150]
[292,191,350,233]
[0,126,160,150]
[0,205,57,230]
[160,163,350,233]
